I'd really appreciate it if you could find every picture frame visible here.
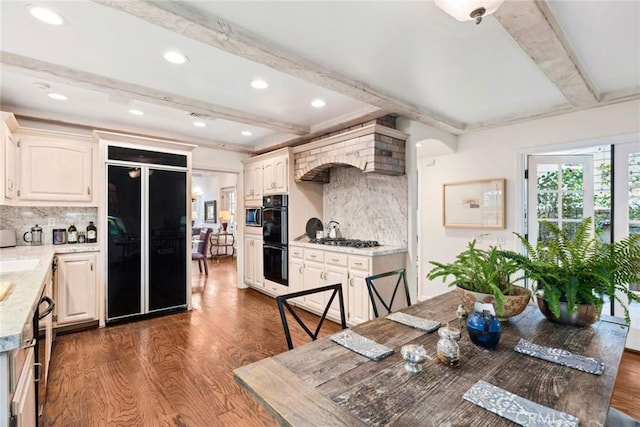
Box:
[204,200,217,222]
[442,178,505,229]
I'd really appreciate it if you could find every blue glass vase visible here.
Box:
[467,309,502,350]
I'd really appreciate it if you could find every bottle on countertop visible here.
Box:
[87,221,97,243]
[77,231,86,244]
[67,224,78,244]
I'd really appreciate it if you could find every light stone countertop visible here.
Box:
[0,243,100,352]
[289,240,407,256]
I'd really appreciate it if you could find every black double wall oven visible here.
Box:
[262,194,288,286]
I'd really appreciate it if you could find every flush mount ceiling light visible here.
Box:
[241,130,253,136]
[193,121,206,127]
[47,93,67,101]
[251,79,268,89]
[434,0,504,25]
[311,99,326,108]
[129,109,144,116]
[163,51,189,64]
[29,6,64,25]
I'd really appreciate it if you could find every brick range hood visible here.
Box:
[292,122,408,183]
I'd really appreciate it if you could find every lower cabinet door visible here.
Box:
[11,347,36,427]
[325,266,348,321]
[348,271,372,326]
[302,262,325,312]
[56,253,97,325]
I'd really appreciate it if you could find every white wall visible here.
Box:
[417,100,640,301]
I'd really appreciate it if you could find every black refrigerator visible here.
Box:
[106,146,188,322]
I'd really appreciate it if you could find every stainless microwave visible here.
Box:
[245,207,262,227]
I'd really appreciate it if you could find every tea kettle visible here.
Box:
[23,224,43,245]
[327,221,342,239]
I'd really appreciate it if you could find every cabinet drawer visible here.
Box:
[290,246,304,258]
[325,252,347,267]
[304,248,324,263]
[348,256,370,271]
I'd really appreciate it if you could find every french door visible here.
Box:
[527,155,594,245]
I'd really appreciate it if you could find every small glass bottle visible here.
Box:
[67,224,78,244]
[437,326,461,367]
[87,221,97,243]
[77,231,86,244]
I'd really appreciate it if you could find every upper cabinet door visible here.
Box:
[18,134,94,203]
[263,154,288,195]
[3,122,18,200]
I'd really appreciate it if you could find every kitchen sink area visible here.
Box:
[0,258,40,273]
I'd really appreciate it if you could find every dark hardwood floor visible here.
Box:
[43,258,640,426]
[43,258,340,426]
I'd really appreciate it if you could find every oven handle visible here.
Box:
[38,296,55,320]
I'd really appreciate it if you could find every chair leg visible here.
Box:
[204,257,209,275]
[198,259,202,273]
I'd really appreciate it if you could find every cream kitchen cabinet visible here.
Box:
[3,121,18,200]
[244,234,264,288]
[301,248,348,323]
[243,161,263,203]
[18,134,94,204]
[289,244,406,326]
[262,153,288,195]
[54,252,98,326]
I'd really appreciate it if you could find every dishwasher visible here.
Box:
[9,287,54,426]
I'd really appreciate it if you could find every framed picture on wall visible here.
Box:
[204,200,217,222]
[443,178,505,229]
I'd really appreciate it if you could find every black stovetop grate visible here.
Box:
[309,238,380,248]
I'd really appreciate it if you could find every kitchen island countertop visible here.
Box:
[0,244,99,352]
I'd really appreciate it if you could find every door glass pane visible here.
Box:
[562,193,584,219]
[561,163,584,191]
[148,169,187,311]
[630,188,640,221]
[537,193,558,219]
[537,165,558,190]
[107,165,142,319]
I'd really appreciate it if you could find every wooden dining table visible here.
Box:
[233,291,629,426]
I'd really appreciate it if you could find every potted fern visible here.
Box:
[427,241,531,320]
[503,217,640,326]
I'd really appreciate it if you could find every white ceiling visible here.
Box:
[1,1,638,154]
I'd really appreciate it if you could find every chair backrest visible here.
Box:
[365,269,411,318]
[276,283,347,350]
[196,228,212,255]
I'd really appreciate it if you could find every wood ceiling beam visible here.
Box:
[0,51,308,136]
[494,1,598,107]
[92,0,465,135]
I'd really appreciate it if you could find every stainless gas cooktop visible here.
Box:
[309,238,380,248]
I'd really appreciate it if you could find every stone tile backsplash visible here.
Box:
[0,206,98,246]
[323,167,407,247]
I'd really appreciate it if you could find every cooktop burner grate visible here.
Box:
[309,238,380,248]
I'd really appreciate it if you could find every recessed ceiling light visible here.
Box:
[47,93,67,101]
[251,79,268,89]
[311,99,326,108]
[163,51,189,64]
[129,109,144,116]
[29,6,64,25]
[241,130,253,136]
[193,121,206,127]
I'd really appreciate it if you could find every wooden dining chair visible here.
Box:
[276,283,347,350]
[365,268,411,318]
[191,227,212,275]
